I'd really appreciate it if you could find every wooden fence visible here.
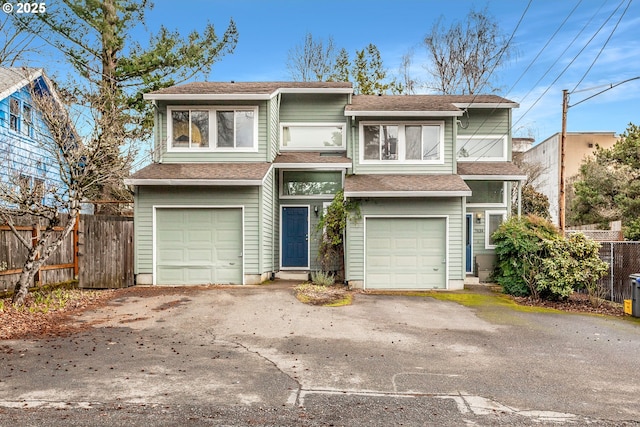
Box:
[0,214,133,291]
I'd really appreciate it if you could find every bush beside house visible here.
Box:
[493,215,608,302]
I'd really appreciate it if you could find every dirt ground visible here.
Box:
[0,284,626,341]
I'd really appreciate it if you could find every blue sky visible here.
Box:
[140,0,639,143]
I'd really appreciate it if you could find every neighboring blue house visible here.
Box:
[0,67,64,206]
[126,82,526,290]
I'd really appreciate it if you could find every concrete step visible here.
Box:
[275,271,310,281]
[464,276,480,285]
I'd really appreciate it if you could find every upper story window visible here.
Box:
[22,103,33,137]
[9,98,20,132]
[280,170,343,197]
[360,121,444,163]
[457,135,507,161]
[168,106,258,151]
[281,123,345,150]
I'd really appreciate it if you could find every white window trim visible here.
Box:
[279,122,347,151]
[466,182,508,207]
[279,169,344,199]
[166,105,259,153]
[457,134,508,162]
[485,210,507,249]
[359,121,445,165]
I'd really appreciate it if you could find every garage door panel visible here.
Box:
[366,218,446,290]
[156,208,242,285]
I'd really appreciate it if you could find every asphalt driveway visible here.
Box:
[1,283,639,426]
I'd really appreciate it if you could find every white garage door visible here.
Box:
[365,217,447,289]
[156,208,243,285]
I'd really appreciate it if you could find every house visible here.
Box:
[126,82,524,290]
[0,67,65,207]
[521,132,617,225]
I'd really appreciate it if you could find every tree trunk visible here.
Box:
[11,257,38,306]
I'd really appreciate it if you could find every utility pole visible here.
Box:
[559,89,568,235]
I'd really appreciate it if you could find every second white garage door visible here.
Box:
[365,217,447,290]
[155,208,243,285]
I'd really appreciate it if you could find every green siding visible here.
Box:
[260,169,275,272]
[351,117,456,175]
[134,186,261,276]
[269,96,280,162]
[155,100,270,163]
[457,108,512,160]
[346,198,464,286]
[279,93,349,123]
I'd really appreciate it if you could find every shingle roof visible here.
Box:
[0,67,42,99]
[148,81,352,96]
[126,162,271,185]
[457,161,526,178]
[346,94,517,114]
[344,174,471,196]
[274,151,352,166]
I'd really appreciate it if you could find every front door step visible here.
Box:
[276,271,310,281]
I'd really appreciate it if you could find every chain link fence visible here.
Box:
[597,242,640,303]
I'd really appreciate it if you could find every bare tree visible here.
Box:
[0,15,39,66]
[287,33,337,81]
[423,8,512,95]
[0,74,133,305]
[398,49,418,95]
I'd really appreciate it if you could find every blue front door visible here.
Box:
[282,207,309,268]
[466,214,473,273]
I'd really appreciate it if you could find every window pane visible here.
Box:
[467,181,504,204]
[405,125,421,160]
[363,125,380,160]
[488,214,504,245]
[22,104,32,136]
[283,126,343,148]
[190,111,209,148]
[10,98,19,131]
[216,111,234,147]
[171,111,190,147]
[457,136,504,159]
[236,111,254,148]
[422,125,440,160]
[282,171,342,196]
[381,125,398,160]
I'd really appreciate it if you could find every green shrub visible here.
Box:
[493,216,608,301]
[310,270,335,287]
[492,215,559,297]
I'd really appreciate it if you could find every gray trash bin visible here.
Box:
[631,274,640,318]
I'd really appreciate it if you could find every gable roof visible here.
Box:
[124,162,272,186]
[144,81,353,101]
[344,174,471,197]
[345,94,519,117]
[0,67,43,100]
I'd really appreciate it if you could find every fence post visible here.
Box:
[73,216,79,279]
[32,223,40,286]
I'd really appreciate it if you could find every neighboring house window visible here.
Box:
[281,123,345,150]
[485,210,507,249]
[9,98,20,132]
[281,170,342,197]
[168,106,257,151]
[466,181,506,205]
[360,122,444,163]
[457,135,507,161]
[22,103,32,137]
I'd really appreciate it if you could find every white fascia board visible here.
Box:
[124,179,263,186]
[344,190,472,198]
[274,163,351,169]
[345,110,462,117]
[452,102,520,109]
[460,175,527,181]
[275,88,353,95]
[144,93,272,101]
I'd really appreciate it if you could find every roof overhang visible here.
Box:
[123,178,264,186]
[460,174,527,181]
[144,87,353,102]
[345,111,462,117]
[452,102,520,109]
[274,163,351,169]
[344,190,472,198]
